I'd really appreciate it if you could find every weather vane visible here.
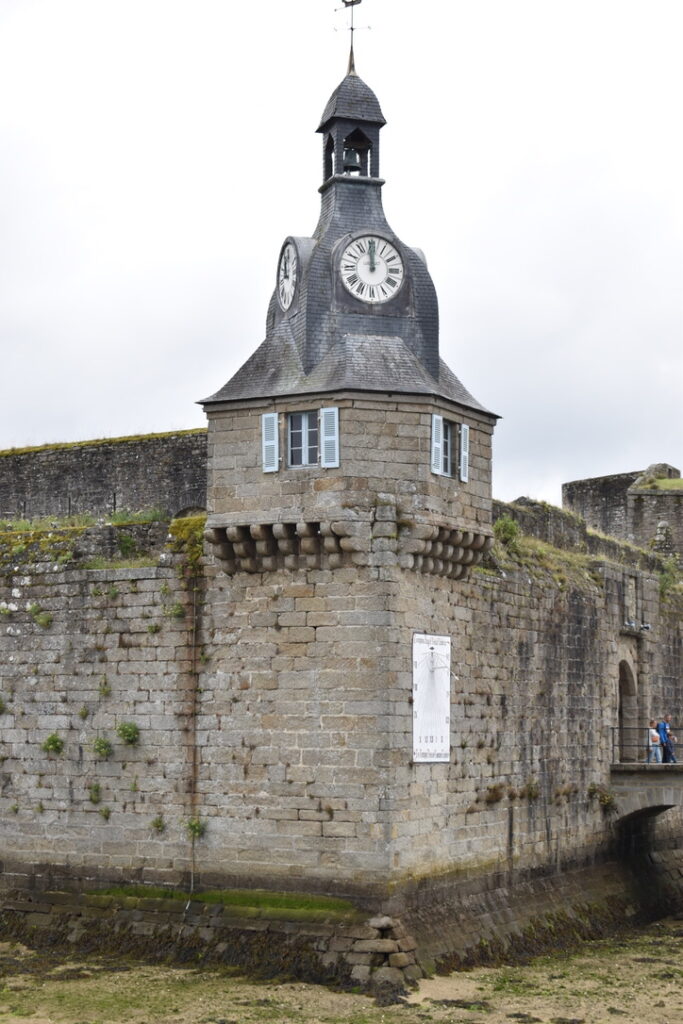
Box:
[334,0,370,72]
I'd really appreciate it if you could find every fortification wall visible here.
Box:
[0,430,207,520]
[1,506,682,934]
[562,471,640,538]
[629,489,683,561]
[562,464,683,559]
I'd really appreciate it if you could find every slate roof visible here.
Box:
[202,333,490,414]
[317,71,386,131]
[202,67,496,421]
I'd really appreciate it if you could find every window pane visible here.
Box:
[306,413,319,465]
[442,421,451,476]
[289,413,303,465]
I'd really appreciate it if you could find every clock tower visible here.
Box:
[199,59,497,901]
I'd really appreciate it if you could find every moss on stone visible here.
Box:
[0,524,84,570]
[167,514,207,580]
[90,885,362,921]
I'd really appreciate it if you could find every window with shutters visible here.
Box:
[261,408,340,472]
[288,411,319,466]
[431,414,469,482]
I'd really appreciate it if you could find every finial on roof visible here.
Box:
[341,0,361,74]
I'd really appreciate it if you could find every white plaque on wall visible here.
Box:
[412,633,451,762]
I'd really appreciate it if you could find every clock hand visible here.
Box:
[368,239,376,273]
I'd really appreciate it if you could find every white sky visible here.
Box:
[0,0,681,504]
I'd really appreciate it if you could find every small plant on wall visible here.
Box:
[41,733,64,755]
[88,783,102,804]
[116,722,140,745]
[186,817,206,841]
[93,736,113,759]
[151,814,165,834]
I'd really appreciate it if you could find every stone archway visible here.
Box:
[618,660,639,762]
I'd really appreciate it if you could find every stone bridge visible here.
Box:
[610,763,683,821]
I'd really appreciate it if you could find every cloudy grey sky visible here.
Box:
[1,0,681,505]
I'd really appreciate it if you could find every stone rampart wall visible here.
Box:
[0,430,207,520]
[493,498,661,571]
[1,509,682,966]
[1,850,683,989]
[562,472,640,538]
[629,490,683,561]
[562,466,683,559]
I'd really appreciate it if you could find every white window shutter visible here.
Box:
[320,407,339,468]
[431,415,443,475]
[459,423,470,483]
[261,412,279,473]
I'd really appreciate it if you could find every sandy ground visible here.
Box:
[0,917,682,1024]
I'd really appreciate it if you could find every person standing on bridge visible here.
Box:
[658,714,677,763]
[647,720,662,763]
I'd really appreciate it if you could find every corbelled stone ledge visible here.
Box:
[205,520,492,578]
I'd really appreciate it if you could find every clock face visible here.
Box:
[340,236,404,304]
[277,242,298,311]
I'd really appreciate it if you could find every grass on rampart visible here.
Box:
[486,515,683,599]
[632,476,683,491]
[486,526,604,592]
[0,508,168,533]
[0,427,207,459]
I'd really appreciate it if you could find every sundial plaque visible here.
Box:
[412,633,451,762]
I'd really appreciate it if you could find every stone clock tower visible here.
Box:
[199,59,497,900]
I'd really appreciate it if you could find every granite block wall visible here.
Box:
[205,393,493,536]
[0,430,207,520]
[563,464,683,560]
[2,503,682,917]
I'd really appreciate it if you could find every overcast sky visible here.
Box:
[1,0,681,505]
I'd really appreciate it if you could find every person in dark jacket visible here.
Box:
[658,714,677,763]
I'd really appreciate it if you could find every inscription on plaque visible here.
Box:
[412,633,451,762]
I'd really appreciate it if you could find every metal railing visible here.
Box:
[611,725,678,764]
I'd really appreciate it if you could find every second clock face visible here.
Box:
[277,242,298,311]
[340,236,404,304]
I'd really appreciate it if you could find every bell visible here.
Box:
[343,147,362,175]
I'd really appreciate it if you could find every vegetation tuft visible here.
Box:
[116,722,140,745]
[41,733,64,755]
[93,736,114,759]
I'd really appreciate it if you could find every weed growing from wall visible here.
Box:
[164,602,185,619]
[116,722,140,745]
[493,515,520,553]
[587,782,617,812]
[186,817,205,840]
[28,604,53,629]
[659,556,682,598]
[93,737,113,759]
[41,733,64,755]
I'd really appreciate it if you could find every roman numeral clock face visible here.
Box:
[277,242,298,311]
[340,236,404,304]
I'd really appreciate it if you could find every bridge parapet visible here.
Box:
[609,763,683,821]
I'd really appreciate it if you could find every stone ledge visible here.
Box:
[205,518,492,580]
